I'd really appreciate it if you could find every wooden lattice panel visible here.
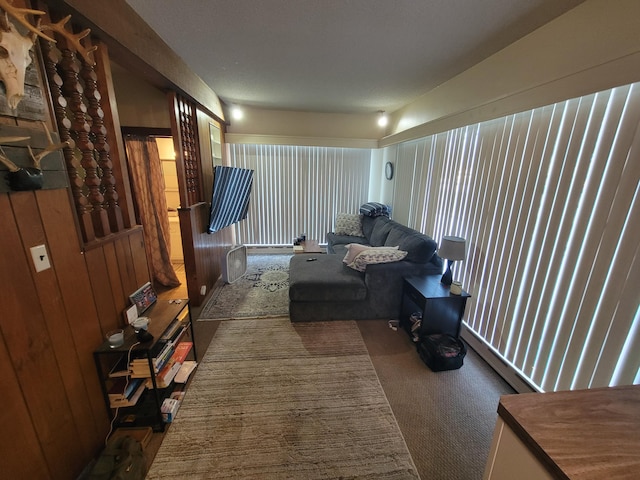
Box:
[39,12,125,242]
[176,95,202,206]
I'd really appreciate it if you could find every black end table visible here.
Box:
[401,275,471,340]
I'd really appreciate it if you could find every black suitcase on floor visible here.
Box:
[418,334,466,371]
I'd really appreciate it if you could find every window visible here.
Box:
[390,83,640,392]
[226,144,372,246]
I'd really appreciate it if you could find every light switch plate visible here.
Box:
[30,244,51,272]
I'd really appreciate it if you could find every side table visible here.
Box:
[401,275,471,340]
[293,240,323,254]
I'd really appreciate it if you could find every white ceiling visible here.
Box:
[124,0,585,114]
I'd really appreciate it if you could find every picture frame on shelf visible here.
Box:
[129,282,157,315]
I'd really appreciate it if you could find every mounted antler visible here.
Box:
[0,135,29,171]
[27,121,69,169]
[0,0,55,42]
[41,15,97,66]
[0,123,68,190]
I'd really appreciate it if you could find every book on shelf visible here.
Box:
[174,361,197,383]
[153,342,175,370]
[150,361,181,389]
[160,319,179,342]
[108,377,143,400]
[109,381,145,408]
[129,335,190,378]
[151,326,189,372]
[161,307,189,341]
[148,342,194,389]
[130,341,194,378]
[172,341,193,363]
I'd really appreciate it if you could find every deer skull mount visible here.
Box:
[0,1,96,110]
[0,122,69,191]
[0,12,36,110]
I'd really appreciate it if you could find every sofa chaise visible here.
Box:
[289,211,443,321]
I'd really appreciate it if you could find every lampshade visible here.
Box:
[438,236,466,286]
[438,236,466,261]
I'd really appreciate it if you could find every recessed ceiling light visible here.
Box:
[231,106,244,120]
[377,111,388,127]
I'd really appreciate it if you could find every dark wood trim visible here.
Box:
[83,225,144,252]
[51,0,225,123]
[121,126,172,137]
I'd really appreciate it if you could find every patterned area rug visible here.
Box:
[146,318,419,479]
[199,255,291,320]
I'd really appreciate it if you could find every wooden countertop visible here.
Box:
[498,385,640,479]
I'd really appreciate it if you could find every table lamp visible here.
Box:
[438,236,466,286]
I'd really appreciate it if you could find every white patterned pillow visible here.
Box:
[342,243,393,264]
[334,213,364,237]
[347,246,407,272]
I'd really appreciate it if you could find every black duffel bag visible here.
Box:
[418,334,467,372]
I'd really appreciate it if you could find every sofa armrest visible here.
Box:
[364,261,436,318]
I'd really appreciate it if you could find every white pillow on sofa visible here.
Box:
[342,243,379,264]
[334,213,364,237]
[346,246,407,272]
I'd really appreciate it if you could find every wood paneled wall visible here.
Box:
[179,202,231,305]
[0,1,225,477]
[0,187,150,479]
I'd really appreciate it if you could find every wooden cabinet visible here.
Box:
[93,299,198,432]
[484,385,640,479]
[483,417,553,479]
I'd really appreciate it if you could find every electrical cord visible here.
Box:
[104,341,141,446]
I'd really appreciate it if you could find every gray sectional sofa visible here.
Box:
[289,214,443,321]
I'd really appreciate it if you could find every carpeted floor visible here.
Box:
[358,320,515,479]
[199,255,291,320]
[150,254,516,479]
[146,318,419,479]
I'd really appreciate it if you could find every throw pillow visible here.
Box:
[334,213,364,236]
[347,246,407,272]
[342,242,388,264]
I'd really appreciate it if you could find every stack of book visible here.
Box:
[129,322,189,379]
[108,377,145,408]
[129,341,193,388]
[150,342,193,389]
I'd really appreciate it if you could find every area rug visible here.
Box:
[199,254,291,320]
[146,318,420,480]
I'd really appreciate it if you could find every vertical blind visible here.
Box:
[226,144,371,245]
[390,83,640,392]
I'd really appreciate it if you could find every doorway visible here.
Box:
[155,137,184,267]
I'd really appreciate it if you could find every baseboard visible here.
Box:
[247,245,294,254]
[247,244,327,254]
[461,325,538,394]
